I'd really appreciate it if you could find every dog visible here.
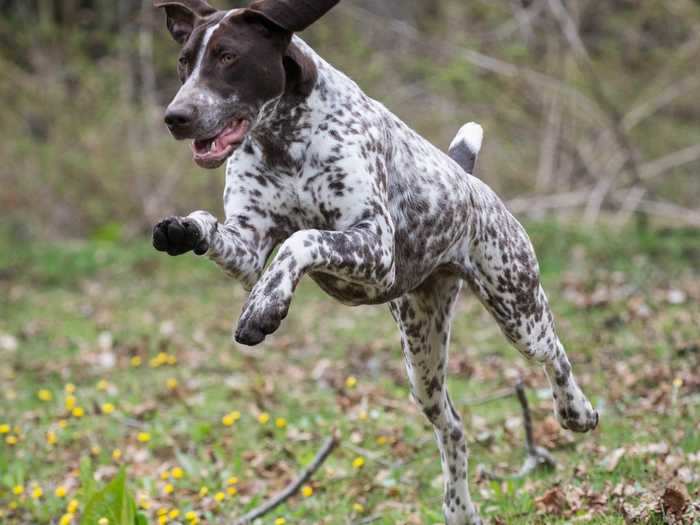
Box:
[152,1,598,523]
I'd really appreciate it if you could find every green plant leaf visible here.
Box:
[80,468,137,525]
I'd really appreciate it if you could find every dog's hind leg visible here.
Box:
[458,191,598,433]
[389,273,482,525]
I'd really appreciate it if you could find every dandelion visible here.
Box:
[353,502,365,513]
[138,497,151,510]
[376,435,388,446]
[345,376,358,389]
[227,486,238,496]
[98,518,109,525]
[65,383,76,394]
[58,419,68,429]
[59,513,74,525]
[130,356,142,367]
[38,389,53,402]
[358,410,369,421]
[31,485,43,499]
[55,486,67,498]
[158,515,169,525]
[257,412,270,425]
[71,407,85,418]
[163,483,174,495]
[67,499,79,513]
[275,417,287,429]
[226,476,239,486]
[91,445,101,456]
[172,467,184,479]
[168,509,180,519]
[352,456,365,469]
[65,395,77,410]
[6,435,18,445]
[101,403,115,415]
[230,410,241,421]
[160,470,171,480]
[222,414,235,426]
[198,486,209,497]
[137,432,151,443]
[12,485,23,496]
[274,518,286,525]
[0,423,10,434]
[185,511,199,524]
[214,491,226,503]
[112,448,122,461]
[302,485,313,497]
[166,354,177,365]
[47,431,58,445]
[166,378,178,390]
[96,379,109,391]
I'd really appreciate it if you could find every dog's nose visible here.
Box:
[164,105,197,130]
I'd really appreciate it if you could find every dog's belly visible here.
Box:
[309,272,403,306]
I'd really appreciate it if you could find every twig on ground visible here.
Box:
[464,387,515,406]
[234,432,340,525]
[478,380,555,481]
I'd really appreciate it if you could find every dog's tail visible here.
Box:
[448,122,483,175]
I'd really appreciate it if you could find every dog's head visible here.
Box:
[155,0,339,169]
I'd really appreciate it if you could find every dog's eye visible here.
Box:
[220,53,237,65]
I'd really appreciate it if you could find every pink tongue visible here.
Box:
[217,120,250,149]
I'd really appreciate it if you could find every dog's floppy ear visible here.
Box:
[154,0,217,44]
[246,0,340,33]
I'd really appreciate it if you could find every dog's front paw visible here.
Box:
[235,292,291,346]
[153,217,209,256]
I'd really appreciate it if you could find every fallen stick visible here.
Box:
[234,432,340,525]
[478,380,555,481]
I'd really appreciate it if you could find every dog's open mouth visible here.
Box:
[191,119,250,169]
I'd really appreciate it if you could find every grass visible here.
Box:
[0,221,698,524]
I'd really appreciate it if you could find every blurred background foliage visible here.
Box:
[0,0,698,241]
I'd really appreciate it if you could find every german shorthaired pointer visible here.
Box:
[152,1,599,522]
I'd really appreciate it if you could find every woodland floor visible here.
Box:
[0,222,698,524]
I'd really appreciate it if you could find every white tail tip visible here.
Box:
[450,122,484,154]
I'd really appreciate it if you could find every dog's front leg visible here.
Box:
[153,211,273,290]
[235,224,395,346]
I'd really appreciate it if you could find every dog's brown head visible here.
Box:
[155,0,339,169]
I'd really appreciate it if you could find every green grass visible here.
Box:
[0,222,698,524]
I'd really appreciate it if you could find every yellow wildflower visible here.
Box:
[158,515,168,525]
[227,486,238,496]
[160,470,170,480]
[376,435,388,445]
[6,435,18,445]
[55,486,67,498]
[67,499,79,513]
[163,483,174,495]
[32,485,43,499]
[302,485,313,497]
[38,389,53,402]
[274,518,286,525]
[227,476,239,485]
[12,485,23,496]
[230,410,241,421]
[275,417,287,429]
[0,423,10,434]
[65,383,76,394]
[58,419,68,429]
[96,379,109,391]
[71,407,84,418]
[138,497,151,510]
[112,448,122,461]
[130,356,142,367]
[185,511,198,523]
[137,432,151,443]
[258,412,270,425]
[353,502,365,513]
[59,513,74,525]
[222,413,235,426]
[47,431,58,445]
[166,354,177,365]
[352,457,365,469]
[198,486,209,497]
[98,519,109,525]
[166,378,178,390]
[65,395,76,410]
[171,467,184,479]
[214,491,226,503]
[345,376,358,389]
[101,403,115,415]
[168,509,180,519]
